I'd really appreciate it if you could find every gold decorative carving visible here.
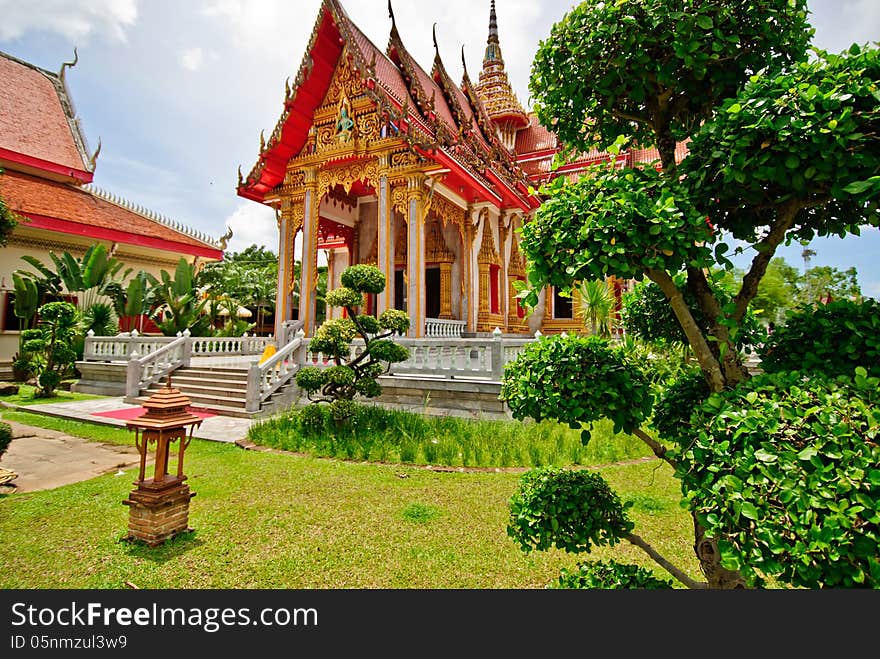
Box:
[477,215,499,266]
[322,51,363,109]
[425,221,453,264]
[429,194,466,232]
[390,183,408,217]
[317,159,379,196]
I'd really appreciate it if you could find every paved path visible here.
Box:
[0,397,257,493]
[0,421,145,493]
[4,397,255,444]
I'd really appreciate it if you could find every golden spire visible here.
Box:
[473,0,529,150]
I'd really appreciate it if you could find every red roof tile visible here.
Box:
[0,51,90,175]
[0,169,219,253]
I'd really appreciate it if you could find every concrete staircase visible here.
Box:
[135,366,255,419]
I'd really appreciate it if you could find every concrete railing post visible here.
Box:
[245,363,261,413]
[126,351,142,399]
[182,328,193,367]
[491,327,504,381]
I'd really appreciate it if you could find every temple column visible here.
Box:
[298,167,320,336]
[463,206,479,333]
[274,206,289,341]
[499,216,510,331]
[406,174,426,338]
[376,156,393,315]
[274,197,302,341]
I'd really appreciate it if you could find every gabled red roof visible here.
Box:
[238,0,538,212]
[0,50,93,183]
[0,169,222,258]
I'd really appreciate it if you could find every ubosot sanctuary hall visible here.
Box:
[238,0,686,340]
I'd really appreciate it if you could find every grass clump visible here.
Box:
[248,403,652,469]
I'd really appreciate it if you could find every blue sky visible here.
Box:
[1,0,878,297]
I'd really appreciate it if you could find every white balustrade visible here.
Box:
[425,318,467,338]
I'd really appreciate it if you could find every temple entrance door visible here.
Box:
[394,269,406,311]
[426,267,441,319]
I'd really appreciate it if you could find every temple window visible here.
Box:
[490,264,500,314]
[426,267,441,318]
[552,287,573,319]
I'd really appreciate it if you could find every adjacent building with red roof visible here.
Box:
[0,49,225,368]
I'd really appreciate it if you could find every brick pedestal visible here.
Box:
[122,482,195,546]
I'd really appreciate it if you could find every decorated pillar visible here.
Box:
[462,207,477,333]
[298,166,320,336]
[376,155,393,315]
[507,222,527,333]
[275,190,304,340]
[499,216,510,331]
[406,174,426,338]
[476,209,503,333]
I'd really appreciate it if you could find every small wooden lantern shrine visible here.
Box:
[122,376,203,546]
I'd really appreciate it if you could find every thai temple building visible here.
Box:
[238,0,680,340]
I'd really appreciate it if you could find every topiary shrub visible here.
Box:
[550,559,673,589]
[500,334,653,444]
[758,298,880,377]
[21,301,79,397]
[507,466,634,555]
[674,368,880,588]
[296,265,410,423]
[0,421,12,461]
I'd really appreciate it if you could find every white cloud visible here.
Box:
[180,47,205,72]
[0,0,138,43]
[223,201,278,254]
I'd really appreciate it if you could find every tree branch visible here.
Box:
[632,428,676,469]
[732,201,803,324]
[626,532,708,589]
[647,268,725,392]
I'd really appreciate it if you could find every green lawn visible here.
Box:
[0,410,700,589]
[0,383,104,407]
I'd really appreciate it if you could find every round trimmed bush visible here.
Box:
[340,265,386,294]
[550,559,673,589]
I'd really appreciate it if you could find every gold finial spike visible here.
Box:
[388,0,396,27]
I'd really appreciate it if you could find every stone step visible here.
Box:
[143,388,247,409]
[147,381,248,397]
[132,397,256,420]
[173,368,249,382]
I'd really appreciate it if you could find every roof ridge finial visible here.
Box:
[433,23,439,56]
[89,137,102,170]
[388,0,396,29]
[59,47,78,82]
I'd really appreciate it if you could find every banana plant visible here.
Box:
[17,243,125,310]
[152,258,213,337]
[105,269,158,333]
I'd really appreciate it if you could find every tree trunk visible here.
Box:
[694,518,748,589]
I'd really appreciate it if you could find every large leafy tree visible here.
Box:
[201,244,278,335]
[0,168,22,246]
[507,1,880,589]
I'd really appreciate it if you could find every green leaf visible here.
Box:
[727,103,742,114]
[754,449,777,463]
[797,446,818,461]
[740,502,760,520]
[696,15,714,30]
